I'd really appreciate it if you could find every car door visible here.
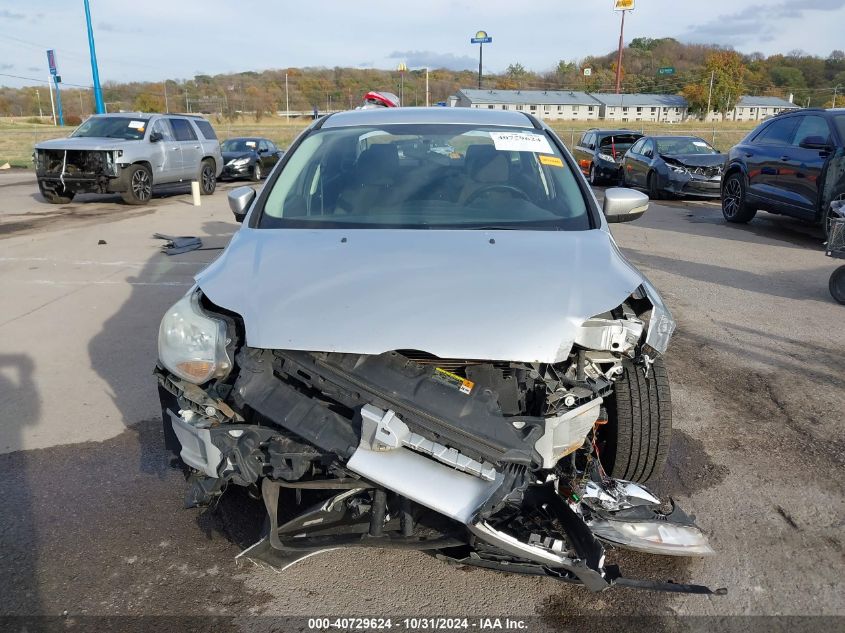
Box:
[622,138,645,186]
[781,114,833,216]
[168,117,202,180]
[745,115,800,211]
[573,132,593,175]
[626,138,652,187]
[258,140,274,171]
[148,118,181,183]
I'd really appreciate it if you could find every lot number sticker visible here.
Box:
[128,120,145,129]
[490,131,553,154]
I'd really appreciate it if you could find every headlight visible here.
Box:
[589,519,714,556]
[158,290,231,384]
[597,152,616,163]
[668,164,688,174]
[640,279,676,355]
[229,158,250,167]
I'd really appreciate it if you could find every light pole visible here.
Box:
[285,72,290,122]
[83,0,105,114]
[397,62,407,105]
[35,89,43,118]
[470,31,492,89]
[834,85,841,109]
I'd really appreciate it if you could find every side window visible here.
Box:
[642,140,655,158]
[792,115,831,145]
[587,133,596,150]
[268,141,279,153]
[151,119,173,141]
[753,117,799,146]
[578,133,588,147]
[169,118,198,142]
[258,140,270,153]
[193,119,218,140]
[630,138,645,155]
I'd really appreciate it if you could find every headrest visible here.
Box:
[355,144,399,185]
[465,145,509,183]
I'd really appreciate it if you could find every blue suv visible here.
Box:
[721,108,845,238]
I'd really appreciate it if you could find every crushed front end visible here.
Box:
[155,288,723,595]
[34,148,124,196]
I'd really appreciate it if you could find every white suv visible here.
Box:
[33,113,224,205]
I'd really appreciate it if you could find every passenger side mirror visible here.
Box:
[799,135,831,151]
[603,187,649,224]
[228,186,256,223]
[149,131,163,143]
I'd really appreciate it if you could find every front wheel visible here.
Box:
[599,358,672,484]
[721,172,757,223]
[120,164,153,205]
[251,162,262,182]
[647,172,664,200]
[830,265,845,305]
[199,159,216,195]
[589,164,598,186]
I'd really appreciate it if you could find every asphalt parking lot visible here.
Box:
[0,170,843,627]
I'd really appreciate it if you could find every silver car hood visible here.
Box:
[34,137,139,151]
[196,227,644,363]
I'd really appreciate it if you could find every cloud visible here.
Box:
[97,22,117,32]
[388,50,476,71]
[27,66,40,72]
[0,63,14,70]
[0,9,26,19]
[682,0,845,46]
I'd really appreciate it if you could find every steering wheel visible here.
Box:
[465,184,530,205]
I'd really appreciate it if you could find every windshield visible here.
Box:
[655,137,717,155]
[258,124,590,231]
[71,117,149,140]
[222,139,258,152]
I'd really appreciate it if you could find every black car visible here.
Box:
[721,108,845,238]
[573,129,643,185]
[621,136,724,199]
[221,137,285,181]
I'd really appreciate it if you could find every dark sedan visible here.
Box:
[621,136,724,199]
[221,137,285,181]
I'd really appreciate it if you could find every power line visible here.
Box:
[0,72,92,89]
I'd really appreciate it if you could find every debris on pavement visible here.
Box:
[153,233,203,256]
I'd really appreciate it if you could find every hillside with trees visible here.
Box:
[1,39,844,122]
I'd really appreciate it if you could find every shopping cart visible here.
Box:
[827,200,845,305]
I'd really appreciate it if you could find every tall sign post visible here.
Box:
[613,0,634,94]
[397,62,407,106]
[470,30,492,89]
[47,49,64,126]
[83,0,105,113]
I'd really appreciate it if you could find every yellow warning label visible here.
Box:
[540,155,563,167]
[433,367,475,395]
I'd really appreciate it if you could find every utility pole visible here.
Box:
[285,72,290,122]
[164,81,169,112]
[425,67,430,107]
[397,62,407,105]
[185,87,189,113]
[705,70,715,121]
[834,85,841,109]
[35,89,43,118]
[83,0,105,113]
[78,91,84,117]
[614,9,626,94]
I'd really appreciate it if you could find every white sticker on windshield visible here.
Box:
[490,131,554,154]
[246,141,256,147]
[128,120,145,129]
[692,141,708,147]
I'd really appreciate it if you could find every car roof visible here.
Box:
[593,129,642,136]
[646,135,706,141]
[321,106,537,129]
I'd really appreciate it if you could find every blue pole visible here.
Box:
[83,0,105,114]
[54,75,65,126]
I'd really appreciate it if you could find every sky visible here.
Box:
[1,0,845,89]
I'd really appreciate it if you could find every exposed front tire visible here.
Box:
[38,181,74,204]
[251,162,262,182]
[600,358,672,484]
[647,172,664,200]
[199,159,216,195]
[721,172,757,223]
[120,164,153,205]
[589,164,598,186]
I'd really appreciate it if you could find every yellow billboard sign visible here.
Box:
[614,0,634,10]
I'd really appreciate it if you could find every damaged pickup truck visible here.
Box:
[33,113,222,204]
[156,107,723,594]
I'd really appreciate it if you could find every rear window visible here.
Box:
[194,119,218,140]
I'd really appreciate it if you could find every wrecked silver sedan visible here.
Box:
[155,107,721,594]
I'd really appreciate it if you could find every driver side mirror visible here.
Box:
[603,187,649,224]
[228,186,256,223]
[149,131,163,143]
